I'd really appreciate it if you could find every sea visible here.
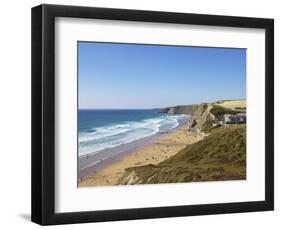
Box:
[78,109,188,157]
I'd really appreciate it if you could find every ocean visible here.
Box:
[78,109,188,157]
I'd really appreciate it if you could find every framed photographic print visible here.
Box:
[31,4,274,225]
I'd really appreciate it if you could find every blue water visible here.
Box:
[78,109,188,156]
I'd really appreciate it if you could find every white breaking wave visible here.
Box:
[79,114,188,156]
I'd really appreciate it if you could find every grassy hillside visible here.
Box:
[119,124,246,185]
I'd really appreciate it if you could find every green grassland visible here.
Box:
[119,124,246,185]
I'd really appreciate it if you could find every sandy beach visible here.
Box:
[79,124,203,187]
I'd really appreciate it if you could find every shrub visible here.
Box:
[210,105,240,118]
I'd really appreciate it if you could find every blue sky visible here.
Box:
[78,42,246,109]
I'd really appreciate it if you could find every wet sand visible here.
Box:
[79,123,202,187]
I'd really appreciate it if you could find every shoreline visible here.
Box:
[78,116,188,180]
[79,120,203,187]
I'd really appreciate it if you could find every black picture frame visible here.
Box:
[31,4,274,225]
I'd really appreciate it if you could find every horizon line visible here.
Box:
[79,99,246,110]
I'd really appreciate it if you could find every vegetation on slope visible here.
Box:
[119,125,246,185]
[201,114,216,133]
[210,105,241,118]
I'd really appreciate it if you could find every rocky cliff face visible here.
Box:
[159,105,196,115]
[187,103,214,133]
[160,103,214,133]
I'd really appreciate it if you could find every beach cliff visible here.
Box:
[159,105,197,115]
[159,100,246,134]
[159,103,213,134]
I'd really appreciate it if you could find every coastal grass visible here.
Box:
[210,105,242,118]
[119,124,246,184]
